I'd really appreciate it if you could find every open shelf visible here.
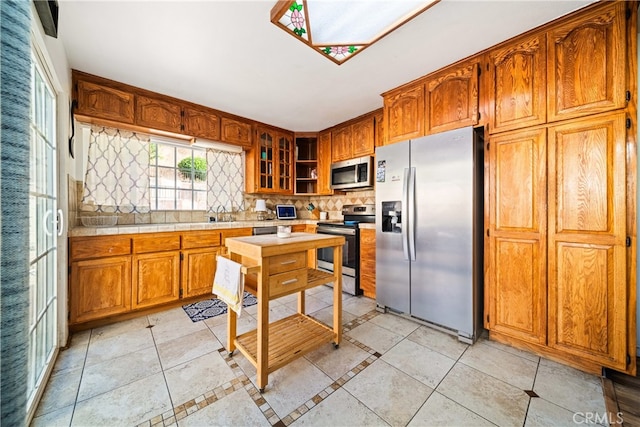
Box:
[295,135,319,195]
[235,313,336,372]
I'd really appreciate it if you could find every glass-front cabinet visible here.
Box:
[246,125,293,194]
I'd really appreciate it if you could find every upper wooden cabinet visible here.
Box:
[426,59,479,134]
[246,126,293,194]
[331,124,352,162]
[488,33,547,134]
[547,2,627,122]
[75,78,135,124]
[220,117,253,147]
[135,94,182,133]
[183,106,220,141]
[383,82,425,144]
[352,115,375,158]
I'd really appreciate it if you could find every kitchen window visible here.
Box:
[149,140,207,210]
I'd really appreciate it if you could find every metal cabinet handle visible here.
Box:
[280,260,297,265]
[281,278,298,285]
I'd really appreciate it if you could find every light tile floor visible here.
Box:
[32,287,607,427]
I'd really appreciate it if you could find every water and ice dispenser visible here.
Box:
[381,201,402,233]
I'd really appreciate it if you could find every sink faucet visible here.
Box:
[216,206,225,222]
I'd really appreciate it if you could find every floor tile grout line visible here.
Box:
[149,308,384,427]
[67,328,93,427]
[521,357,542,427]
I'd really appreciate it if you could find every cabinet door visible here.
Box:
[277,132,294,193]
[256,127,276,192]
[132,251,181,309]
[547,2,626,122]
[318,130,333,195]
[426,61,479,134]
[383,83,425,144]
[331,125,352,162]
[70,256,132,324]
[221,117,252,147]
[488,128,547,345]
[547,112,627,370]
[489,33,546,134]
[352,116,375,157]
[135,95,182,133]
[76,79,135,124]
[183,106,220,141]
[183,247,221,298]
[359,228,376,299]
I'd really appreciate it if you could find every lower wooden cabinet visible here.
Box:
[70,256,132,324]
[132,251,181,309]
[359,228,376,298]
[182,247,221,298]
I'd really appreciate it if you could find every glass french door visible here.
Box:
[27,51,59,409]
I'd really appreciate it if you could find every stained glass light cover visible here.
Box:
[271,0,440,65]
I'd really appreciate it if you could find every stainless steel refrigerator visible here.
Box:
[375,126,483,343]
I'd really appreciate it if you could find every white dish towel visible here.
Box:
[212,256,244,315]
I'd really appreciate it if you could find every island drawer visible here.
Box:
[269,268,307,298]
[268,252,306,275]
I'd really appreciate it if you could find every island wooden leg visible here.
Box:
[297,291,305,314]
[256,260,269,392]
[227,309,237,354]
[333,244,343,346]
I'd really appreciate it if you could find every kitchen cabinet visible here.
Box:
[70,256,132,324]
[294,133,318,195]
[383,82,425,145]
[68,227,255,327]
[317,130,333,195]
[182,230,222,298]
[547,2,626,123]
[331,113,376,162]
[488,127,547,345]
[352,115,375,158]
[220,116,253,147]
[547,112,628,370]
[359,228,376,299]
[246,125,293,194]
[135,94,182,133]
[183,106,220,141]
[426,59,479,134]
[331,124,352,162]
[69,235,133,324]
[74,76,134,124]
[488,32,547,134]
[487,112,630,372]
[132,233,181,309]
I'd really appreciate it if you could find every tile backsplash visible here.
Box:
[72,178,374,226]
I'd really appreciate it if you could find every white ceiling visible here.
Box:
[59,0,595,132]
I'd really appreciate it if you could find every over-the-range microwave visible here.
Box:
[330,155,374,190]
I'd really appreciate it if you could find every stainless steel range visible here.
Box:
[316,204,375,296]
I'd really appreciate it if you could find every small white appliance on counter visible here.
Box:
[375,126,484,344]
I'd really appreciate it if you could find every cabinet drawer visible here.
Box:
[133,233,181,254]
[269,268,308,299]
[182,231,221,249]
[70,236,131,261]
[268,252,306,275]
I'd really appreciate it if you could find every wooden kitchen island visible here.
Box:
[224,232,345,392]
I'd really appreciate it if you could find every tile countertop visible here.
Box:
[69,219,318,237]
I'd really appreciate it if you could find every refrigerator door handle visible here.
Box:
[402,167,410,261]
[408,167,416,261]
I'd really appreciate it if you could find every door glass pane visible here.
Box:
[27,51,58,411]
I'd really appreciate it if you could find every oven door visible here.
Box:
[316,226,359,295]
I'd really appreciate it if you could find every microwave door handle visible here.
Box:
[354,164,359,183]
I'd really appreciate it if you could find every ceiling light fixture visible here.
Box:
[270,0,441,65]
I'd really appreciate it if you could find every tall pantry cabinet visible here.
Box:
[486,0,635,374]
